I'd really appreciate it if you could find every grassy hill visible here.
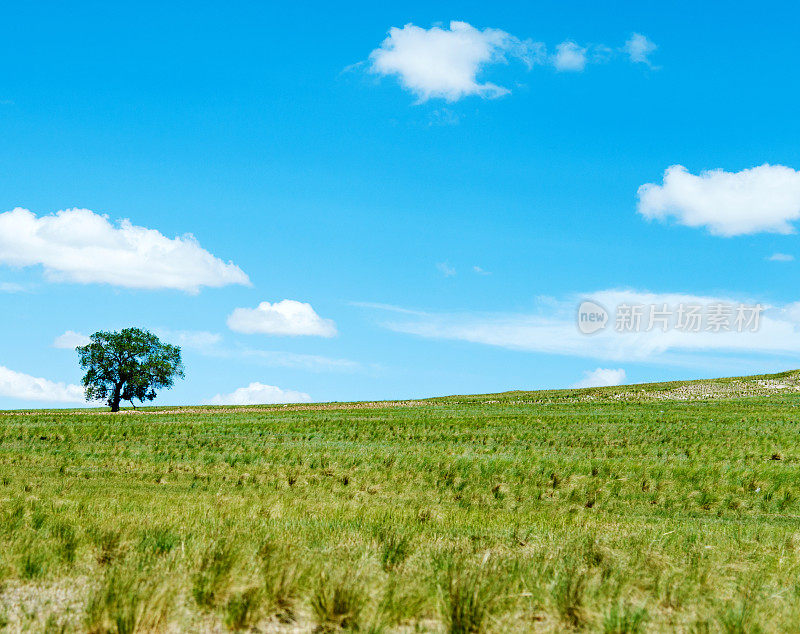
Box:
[2,371,800,632]
[434,369,800,404]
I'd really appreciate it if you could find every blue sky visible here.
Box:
[3,1,800,407]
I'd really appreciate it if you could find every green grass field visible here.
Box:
[3,371,800,632]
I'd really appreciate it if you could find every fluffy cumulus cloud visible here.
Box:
[368,21,540,102]
[553,41,587,72]
[637,165,800,236]
[366,22,657,101]
[0,208,250,292]
[227,300,337,337]
[53,330,91,349]
[0,366,85,403]
[624,33,657,66]
[206,382,311,406]
[360,289,800,368]
[572,368,627,389]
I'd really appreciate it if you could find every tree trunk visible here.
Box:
[110,384,122,412]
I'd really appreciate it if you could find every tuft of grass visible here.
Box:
[311,570,366,632]
[368,576,426,632]
[43,613,70,634]
[441,557,505,634]
[717,581,764,634]
[379,531,412,572]
[259,543,300,623]
[84,562,174,634]
[53,521,79,566]
[223,586,263,631]
[603,601,648,633]
[718,600,762,634]
[92,528,124,566]
[20,547,48,579]
[137,527,180,557]
[551,561,588,629]
[191,538,240,610]
[0,557,10,593]
[2,499,26,536]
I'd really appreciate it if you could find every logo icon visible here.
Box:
[577,300,608,334]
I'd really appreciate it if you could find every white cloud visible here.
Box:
[227,300,337,337]
[768,253,794,262]
[473,266,491,275]
[572,368,626,388]
[0,282,25,292]
[553,41,587,72]
[368,21,541,102]
[436,262,456,277]
[153,329,359,372]
[202,344,359,372]
[206,382,311,406]
[156,329,222,351]
[238,349,360,372]
[637,165,800,236]
[0,366,85,403]
[0,208,250,292]
[53,330,91,349]
[362,289,800,367]
[428,108,461,126]
[350,301,425,315]
[366,24,661,101]
[624,33,657,66]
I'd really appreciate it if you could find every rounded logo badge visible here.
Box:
[577,300,608,334]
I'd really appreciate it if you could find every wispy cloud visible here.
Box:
[0,282,26,293]
[358,289,800,367]
[768,253,794,262]
[349,301,427,316]
[436,262,456,277]
[156,328,361,373]
[428,108,461,126]
[623,33,658,67]
[237,349,361,373]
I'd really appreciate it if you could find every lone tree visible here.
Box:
[77,328,184,412]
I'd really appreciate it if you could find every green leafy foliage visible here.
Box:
[77,328,184,411]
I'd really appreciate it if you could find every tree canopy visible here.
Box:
[77,328,184,412]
